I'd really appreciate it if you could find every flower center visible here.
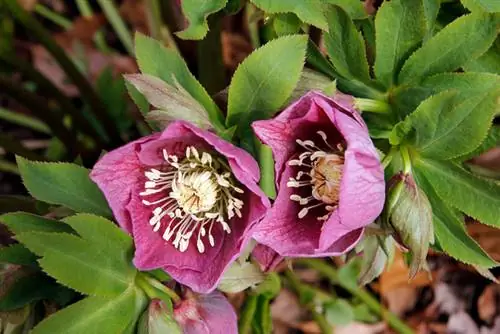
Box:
[140,146,244,254]
[287,131,344,220]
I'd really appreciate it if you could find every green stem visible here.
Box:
[284,270,332,334]
[0,107,51,134]
[354,98,390,113]
[238,294,258,334]
[138,273,181,304]
[296,259,414,334]
[5,0,122,146]
[0,159,19,175]
[256,141,276,199]
[197,15,225,95]
[381,147,397,169]
[34,4,72,30]
[96,0,135,56]
[246,3,260,49]
[75,0,111,54]
[400,146,412,174]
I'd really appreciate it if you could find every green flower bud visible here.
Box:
[385,172,434,277]
[137,299,182,334]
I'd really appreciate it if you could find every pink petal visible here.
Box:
[90,134,160,233]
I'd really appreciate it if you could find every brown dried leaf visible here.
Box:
[478,284,498,324]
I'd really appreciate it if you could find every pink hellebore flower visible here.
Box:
[90,121,269,292]
[174,290,237,334]
[252,91,385,257]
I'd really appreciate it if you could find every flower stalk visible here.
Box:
[296,259,414,334]
[137,272,181,305]
[354,98,391,113]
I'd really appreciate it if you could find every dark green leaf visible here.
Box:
[272,13,301,36]
[135,33,224,130]
[0,272,62,311]
[0,244,37,266]
[398,13,498,84]
[374,0,425,87]
[251,0,328,30]
[0,195,45,215]
[0,212,75,235]
[414,168,497,267]
[422,0,440,38]
[31,287,146,334]
[176,0,228,40]
[417,158,500,228]
[325,5,370,82]
[16,157,112,218]
[226,34,307,128]
[16,231,136,297]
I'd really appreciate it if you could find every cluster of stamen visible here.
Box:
[287,131,345,221]
[140,146,244,254]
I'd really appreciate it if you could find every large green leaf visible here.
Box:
[422,0,440,38]
[134,33,224,130]
[461,125,500,160]
[407,88,500,160]
[461,0,500,12]
[16,231,136,297]
[463,38,500,74]
[324,5,370,82]
[16,157,112,218]
[374,0,425,87]
[417,158,500,228]
[226,35,307,128]
[414,168,497,268]
[176,0,228,40]
[421,72,500,98]
[31,287,146,334]
[324,0,368,20]
[0,212,74,235]
[398,13,498,84]
[251,0,328,30]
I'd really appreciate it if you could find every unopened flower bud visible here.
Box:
[137,299,182,334]
[386,173,433,277]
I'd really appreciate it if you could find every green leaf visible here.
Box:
[358,235,394,285]
[226,34,307,128]
[96,67,131,131]
[337,258,361,290]
[16,157,112,218]
[31,287,146,334]
[134,33,224,130]
[324,0,368,20]
[414,168,497,268]
[421,72,500,99]
[461,0,500,13]
[407,88,500,160]
[253,272,281,298]
[417,158,500,228]
[0,244,37,266]
[62,214,133,254]
[398,13,498,84]
[0,272,64,311]
[124,74,212,130]
[463,38,500,74]
[272,13,301,36]
[422,0,440,37]
[325,298,355,326]
[16,231,136,297]
[251,0,328,30]
[125,80,150,116]
[0,195,46,215]
[324,5,370,82]
[374,0,425,87]
[176,0,228,40]
[461,125,500,160]
[217,260,265,293]
[251,294,274,334]
[0,212,75,235]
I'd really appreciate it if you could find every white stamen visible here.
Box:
[141,145,244,254]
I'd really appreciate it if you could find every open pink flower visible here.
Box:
[251,91,385,257]
[174,290,237,334]
[90,121,269,292]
